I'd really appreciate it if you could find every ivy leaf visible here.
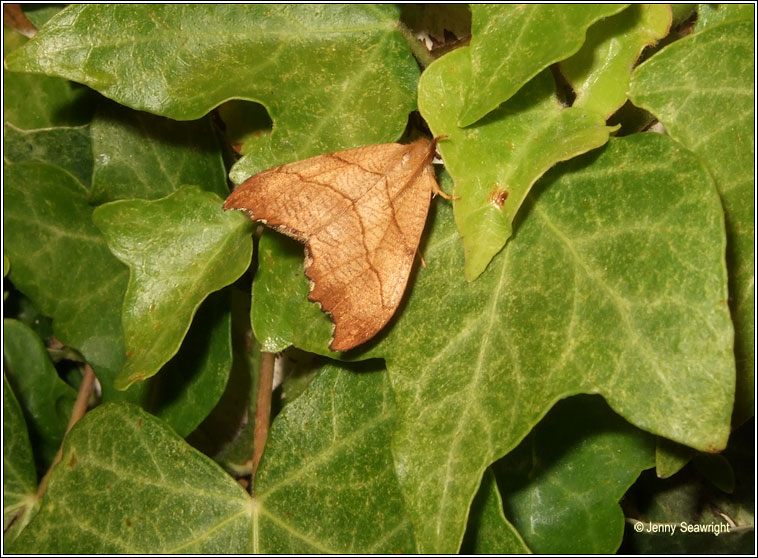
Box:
[147,289,233,437]
[3,122,93,187]
[92,186,253,390]
[215,100,273,155]
[461,469,531,554]
[655,437,695,479]
[225,5,420,180]
[695,3,754,32]
[629,20,754,424]
[670,4,697,27]
[3,319,77,468]
[187,288,261,471]
[419,47,615,281]
[559,4,672,118]
[3,28,96,129]
[3,375,39,537]
[692,453,736,495]
[90,101,227,204]
[458,4,628,127]
[4,165,238,431]
[3,162,140,403]
[494,395,655,553]
[366,134,732,552]
[655,442,737,493]
[253,362,416,553]
[251,232,335,355]
[7,403,253,554]
[21,4,63,29]
[4,5,420,181]
[10,363,417,553]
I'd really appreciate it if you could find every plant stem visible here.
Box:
[397,21,435,69]
[251,351,275,493]
[35,364,96,499]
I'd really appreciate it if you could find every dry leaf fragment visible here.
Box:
[224,137,447,351]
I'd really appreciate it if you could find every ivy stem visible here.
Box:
[251,351,275,493]
[397,21,435,69]
[35,364,96,500]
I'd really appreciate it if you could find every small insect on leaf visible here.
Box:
[224,137,448,351]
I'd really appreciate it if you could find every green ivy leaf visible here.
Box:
[3,375,39,537]
[494,395,655,553]
[215,100,272,155]
[3,28,96,129]
[148,289,233,437]
[251,232,335,355]
[419,48,615,281]
[695,3,754,32]
[3,162,140,403]
[367,134,732,552]
[670,4,697,27]
[4,165,244,435]
[7,403,253,553]
[629,20,754,425]
[3,319,77,468]
[92,186,253,390]
[21,4,63,29]
[4,5,420,182]
[655,437,694,479]
[3,122,93,188]
[655,440,738,493]
[253,363,416,553]
[3,289,54,342]
[187,287,260,472]
[693,453,736,494]
[458,4,628,126]
[10,362,417,553]
[461,468,531,554]
[560,4,672,118]
[225,5,420,180]
[90,101,227,204]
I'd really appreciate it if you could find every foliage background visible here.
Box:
[2,4,754,554]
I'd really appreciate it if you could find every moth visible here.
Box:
[224,137,449,351]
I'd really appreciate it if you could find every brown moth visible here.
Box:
[224,137,449,352]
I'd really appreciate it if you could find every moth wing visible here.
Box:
[224,142,414,239]
[224,139,437,351]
